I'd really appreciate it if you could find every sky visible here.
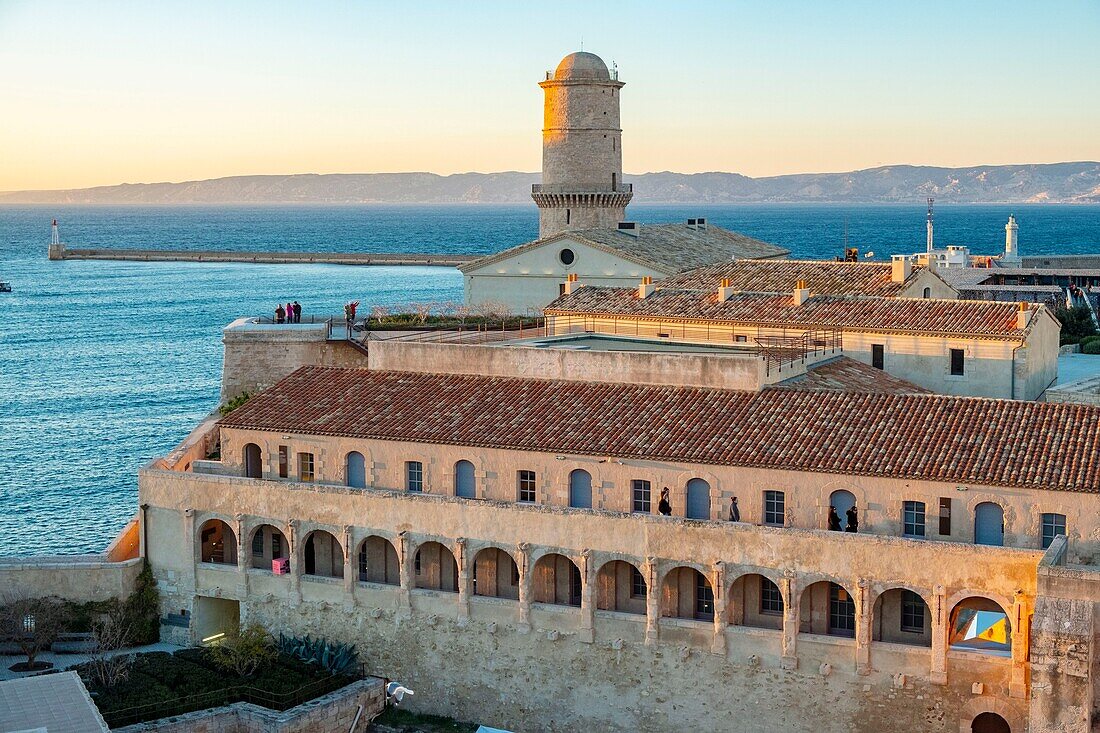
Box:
[1,1,1098,191]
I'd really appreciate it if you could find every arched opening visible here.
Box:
[472,547,519,600]
[357,536,399,585]
[199,519,237,565]
[302,530,343,579]
[345,451,366,489]
[685,478,710,520]
[950,597,1012,655]
[872,589,931,646]
[532,553,581,607]
[249,524,287,570]
[661,567,713,621]
[243,443,262,479]
[728,573,782,630]
[569,469,592,509]
[971,712,1010,733]
[414,541,458,592]
[454,460,476,499]
[800,581,855,637]
[974,503,1005,546]
[595,560,646,615]
[922,287,931,299]
[829,490,856,531]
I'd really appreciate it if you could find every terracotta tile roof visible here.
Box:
[459,223,789,274]
[659,259,908,296]
[777,357,932,395]
[219,366,1100,493]
[545,286,1035,340]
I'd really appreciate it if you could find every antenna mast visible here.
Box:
[926,197,934,254]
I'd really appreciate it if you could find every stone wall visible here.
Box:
[0,555,142,603]
[112,678,385,733]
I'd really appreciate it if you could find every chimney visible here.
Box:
[891,255,912,283]
[1017,301,1033,329]
[617,221,639,238]
[793,279,810,306]
[638,276,656,299]
[563,272,581,295]
[717,277,737,302]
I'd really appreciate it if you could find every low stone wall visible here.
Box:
[112,677,385,733]
[0,555,142,603]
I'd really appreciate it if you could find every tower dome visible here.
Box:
[554,51,610,81]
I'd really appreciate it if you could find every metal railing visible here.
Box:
[531,183,632,194]
[365,318,546,345]
[755,330,843,377]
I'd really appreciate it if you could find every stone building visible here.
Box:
[461,52,788,313]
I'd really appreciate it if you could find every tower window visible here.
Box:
[950,349,965,376]
[565,209,570,225]
[612,173,617,190]
[559,248,575,265]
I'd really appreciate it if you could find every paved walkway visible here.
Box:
[1055,353,1100,386]
[0,642,183,681]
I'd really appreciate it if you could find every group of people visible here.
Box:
[828,504,859,532]
[274,301,302,324]
[654,488,743,522]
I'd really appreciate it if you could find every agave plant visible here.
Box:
[277,633,359,676]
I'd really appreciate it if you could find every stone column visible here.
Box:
[396,531,412,615]
[342,525,355,600]
[711,561,727,655]
[183,509,197,595]
[517,543,532,631]
[455,538,470,619]
[287,520,302,603]
[645,556,660,646]
[579,549,594,643]
[929,585,947,685]
[1009,593,1029,699]
[855,579,872,675]
[781,573,798,669]
[235,513,249,597]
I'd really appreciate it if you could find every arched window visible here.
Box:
[569,469,592,509]
[872,588,931,646]
[454,460,476,498]
[357,536,399,585]
[345,451,366,489]
[829,490,856,531]
[302,530,343,579]
[414,542,458,592]
[728,573,782,630]
[800,581,855,637]
[922,287,931,299]
[472,548,519,600]
[249,524,287,570]
[950,597,1011,655]
[199,519,237,565]
[532,553,581,607]
[661,567,713,621]
[685,478,710,519]
[974,502,1005,546]
[595,560,646,615]
[243,444,262,479]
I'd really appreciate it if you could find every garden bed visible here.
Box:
[76,647,354,728]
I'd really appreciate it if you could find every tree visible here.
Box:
[370,305,391,327]
[1053,305,1097,345]
[210,623,276,678]
[85,608,134,689]
[0,596,65,670]
[412,301,434,325]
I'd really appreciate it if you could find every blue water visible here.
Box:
[2,203,1099,556]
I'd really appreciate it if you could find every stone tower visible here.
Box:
[532,51,632,239]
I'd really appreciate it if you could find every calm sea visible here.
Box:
[2,203,1098,556]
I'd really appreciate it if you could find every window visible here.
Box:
[763,490,785,526]
[938,497,952,535]
[517,470,536,503]
[950,348,965,376]
[298,452,315,482]
[559,283,566,296]
[1041,513,1067,549]
[559,247,575,265]
[566,209,571,225]
[251,530,264,556]
[630,567,646,598]
[632,479,651,513]
[570,564,582,606]
[901,590,926,633]
[406,461,423,492]
[903,501,926,538]
[735,334,747,343]
[922,287,931,299]
[829,584,856,635]
[872,344,884,370]
[414,552,422,575]
[278,446,288,478]
[695,574,715,620]
[760,577,783,615]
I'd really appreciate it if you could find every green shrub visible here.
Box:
[1082,340,1100,354]
[276,633,359,675]
[209,624,276,678]
[219,392,253,416]
[122,565,160,645]
[1054,305,1098,344]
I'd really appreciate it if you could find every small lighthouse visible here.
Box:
[47,219,64,260]
[1003,214,1020,263]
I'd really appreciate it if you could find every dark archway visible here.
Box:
[829,490,856,531]
[971,712,1010,733]
[302,530,343,579]
[249,524,287,570]
[414,541,459,592]
[661,567,713,621]
[244,443,262,479]
[357,536,399,585]
[199,519,237,565]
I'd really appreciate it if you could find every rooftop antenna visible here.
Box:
[926,197,935,254]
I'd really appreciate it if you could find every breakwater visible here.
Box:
[48,245,478,267]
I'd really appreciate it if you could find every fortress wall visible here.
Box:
[0,555,142,603]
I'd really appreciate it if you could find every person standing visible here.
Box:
[845,504,859,533]
[286,302,294,323]
[828,506,842,531]
[658,487,672,516]
[728,496,740,522]
[292,301,302,323]
[275,304,285,324]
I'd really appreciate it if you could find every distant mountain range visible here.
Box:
[3,163,1099,204]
